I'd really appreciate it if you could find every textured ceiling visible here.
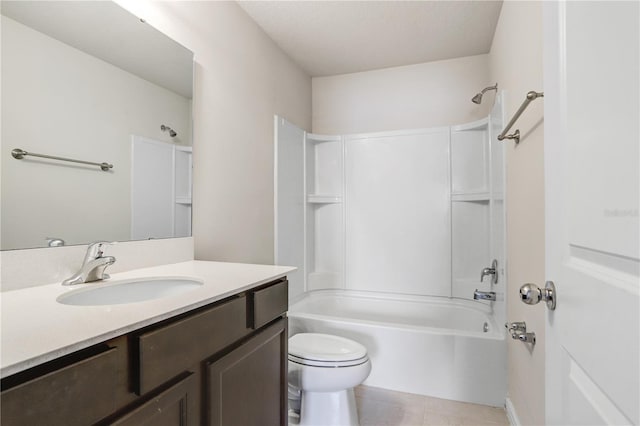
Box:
[238,1,503,77]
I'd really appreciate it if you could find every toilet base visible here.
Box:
[299,388,359,426]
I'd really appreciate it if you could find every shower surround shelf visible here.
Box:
[307,195,342,204]
[306,133,341,143]
[175,197,192,205]
[451,192,490,202]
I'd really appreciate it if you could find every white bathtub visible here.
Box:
[288,290,507,407]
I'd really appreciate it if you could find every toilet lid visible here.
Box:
[288,333,368,362]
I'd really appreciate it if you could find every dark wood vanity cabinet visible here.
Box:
[207,318,287,426]
[0,278,288,426]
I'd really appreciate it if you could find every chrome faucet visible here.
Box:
[62,241,115,286]
[480,259,498,284]
[473,290,496,301]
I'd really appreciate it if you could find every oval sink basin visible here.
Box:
[57,277,203,306]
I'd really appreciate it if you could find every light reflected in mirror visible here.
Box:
[1,1,194,250]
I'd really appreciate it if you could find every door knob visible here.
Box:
[519,281,556,310]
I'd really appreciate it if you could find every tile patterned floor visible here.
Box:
[356,386,509,426]
[289,385,510,426]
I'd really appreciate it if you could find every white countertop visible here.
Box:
[0,260,295,378]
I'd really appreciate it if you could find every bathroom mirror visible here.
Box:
[1,1,194,250]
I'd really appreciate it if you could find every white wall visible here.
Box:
[116,1,312,265]
[312,54,492,134]
[1,16,191,250]
[488,2,545,425]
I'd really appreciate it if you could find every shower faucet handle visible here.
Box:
[480,259,498,284]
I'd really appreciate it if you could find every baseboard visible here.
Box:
[505,397,521,426]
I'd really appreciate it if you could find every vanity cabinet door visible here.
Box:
[107,372,198,426]
[206,318,287,426]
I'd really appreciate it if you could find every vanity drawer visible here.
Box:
[248,279,288,329]
[1,347,118,426]
[134,296,248,395]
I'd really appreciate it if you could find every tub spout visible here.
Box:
[473,290,496,301]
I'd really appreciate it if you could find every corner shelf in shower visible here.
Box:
[451,192,490,202]
[307,195,342,204]
[306,133,341,143]
[175,197,192,205]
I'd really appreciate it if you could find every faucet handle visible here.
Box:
[480,259,499,284]
[85,241,115,259]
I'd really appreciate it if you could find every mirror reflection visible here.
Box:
[1,1,194,250]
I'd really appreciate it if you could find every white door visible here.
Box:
[544,2,639,425]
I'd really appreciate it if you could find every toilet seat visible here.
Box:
[288,353,368,368]
[288,333,368,367]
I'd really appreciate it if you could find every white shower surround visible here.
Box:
[344,128,452,297]
[288,290,507,407]
[275,93,506,406]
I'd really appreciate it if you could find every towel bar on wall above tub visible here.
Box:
[11,148,113,171]
[498,91,544,144]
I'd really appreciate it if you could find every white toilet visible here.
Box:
[288,333,372,426]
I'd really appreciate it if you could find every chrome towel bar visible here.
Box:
[11,148,113,171]
[498,91,544,144]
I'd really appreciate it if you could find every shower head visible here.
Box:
[471,83,498,104]
[160,124,177,137]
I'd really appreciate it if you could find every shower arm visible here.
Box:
[497,91,544,143]
[481,85,497,95]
